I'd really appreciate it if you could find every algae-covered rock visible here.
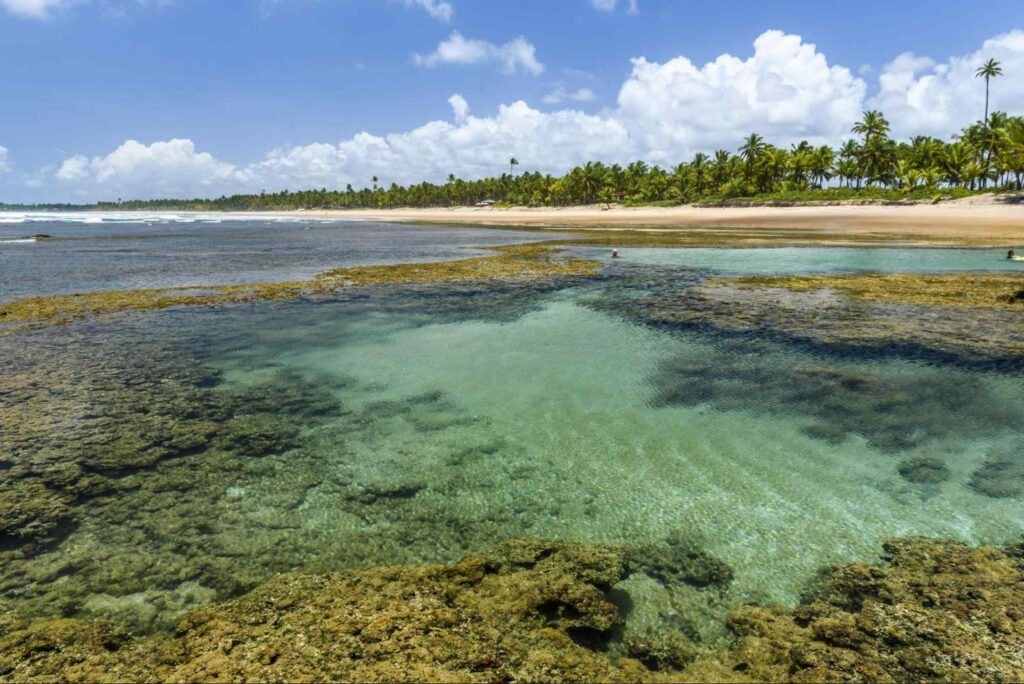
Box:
[897,455,951,484]
[0,481,73,547]
[631,531,734,590]
[0,543,648,683]
[493,538,630,589]
[683,537,1024,682]
[2,537,1023,682]
[969,459,1024,498]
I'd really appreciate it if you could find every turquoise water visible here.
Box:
[570,246,1024,274]
[1,236,1022,636]
[192,285,1023,605]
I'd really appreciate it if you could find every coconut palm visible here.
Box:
[509,157,519,176]
[976,59,1003,127]
[852,110,891,144]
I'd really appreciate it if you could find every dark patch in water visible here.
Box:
[652,348,1022,454]
[630,531,733,590]
[969,459,1024,498]
[897,456,951,484]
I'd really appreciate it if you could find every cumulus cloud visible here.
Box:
[0,0,72,18]
[404,0,451,22]
[55,139,244,199]
[49,100,632,199]
[413,31,544,75]
[36,29,1024,202]
[616,30,866,163]
[448,93,470,123]
[0,146,10,173]
[869,29,1024,138]
[542,87,595,105]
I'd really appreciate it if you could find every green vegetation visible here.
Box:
[725,272,1024,309]
[3,63,1022,212]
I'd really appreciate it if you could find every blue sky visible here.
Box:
[2,0,1024,202]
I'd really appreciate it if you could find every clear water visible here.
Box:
[189,286,1023,603]
[0,212,564,299]
[571,245,1024,274]
[1,220,1022,635]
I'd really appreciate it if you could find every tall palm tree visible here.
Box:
[975,59,1003,126]
[509,157,519,176]
[852,110,890,144]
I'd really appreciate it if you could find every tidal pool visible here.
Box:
[0,235,1022,645]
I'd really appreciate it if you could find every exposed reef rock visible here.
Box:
[0,244,599,334]
[682,538,1024,682]
[1,538,1022,683]
[633,277,1024,363]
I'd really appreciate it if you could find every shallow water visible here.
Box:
[0,213,563,298]
[571,245,1024,274]
[0,232,1022,640]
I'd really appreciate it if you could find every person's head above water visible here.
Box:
[1010,249,1016,259]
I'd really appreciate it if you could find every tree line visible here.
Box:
[5,62,1018,211]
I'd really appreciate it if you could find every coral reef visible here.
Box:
[681,537,1024,682]
[896,456,951,484]
[651,352,1021,454]
[969,458,1024,498]
[1,538,1022,683]
[630,277,1024,361]
[0,244,599,334]
[726,272,1024,310]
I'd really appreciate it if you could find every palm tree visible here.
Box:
[371,176,379,191]
[852,110,890,144]
[976,59,1003,127]
[509,157,519,176]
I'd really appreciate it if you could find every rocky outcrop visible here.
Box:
[2,537,1022,683]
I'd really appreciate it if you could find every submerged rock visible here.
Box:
[897,455,951,484]
[969,459,1024,498]
[652,352,1021,455]
[631,531,734,590]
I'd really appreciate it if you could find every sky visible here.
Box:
[2,0,1024,202]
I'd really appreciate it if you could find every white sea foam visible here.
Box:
[0,211,363,225]
[0,237,36,244]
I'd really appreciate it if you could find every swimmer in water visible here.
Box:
[611,249,619,258]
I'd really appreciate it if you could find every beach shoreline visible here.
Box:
[286,197,1024,247]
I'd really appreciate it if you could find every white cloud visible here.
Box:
[0,146,10,173]
[35,29,1024,202]
[48,101,632,199]
[413,31,544,75]
[448,93,470,123]
[403,0,451,22]
[869,29,1024,138]
[616,30,865,162]
[0,0,72,18]
[590,0,637,13]
[542,87,595,105]
[54,139,243,199]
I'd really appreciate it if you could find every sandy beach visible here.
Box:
[296,196,1024,247]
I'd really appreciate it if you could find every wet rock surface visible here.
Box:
[616,274,1024,364]
[1,537,1022,683]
